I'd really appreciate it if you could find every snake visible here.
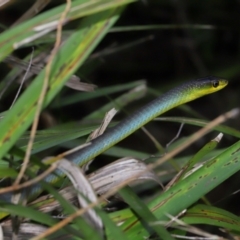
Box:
[0,76,228,203]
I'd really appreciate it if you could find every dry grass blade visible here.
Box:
[2,223,48,240]
[89,157,163,195]
[22,157,161,214]
[30,186,77,213]
[64,76,97,92]
[57,159,104,236]
[0,224,3,240]
[89,108,118,140]
[4,55,97,92]
[165,215,224,239]
[0,0,10,8]
[83,108,118,171]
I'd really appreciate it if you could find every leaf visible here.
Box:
[156,117,240,138]
[118,186,174,240]
[0,7,124,161]
[182,204,240,233]
[120,140,240,238]
[57,159,103,236]
[89,157,162,195]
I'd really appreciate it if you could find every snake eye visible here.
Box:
[212,80,219,88]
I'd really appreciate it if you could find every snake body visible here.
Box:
[66,76,228,165]
[1,76,228,201]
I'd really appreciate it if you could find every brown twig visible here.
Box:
[14,0,71,185]
[0,164,57,195]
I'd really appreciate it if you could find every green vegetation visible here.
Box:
[0,1,239,239]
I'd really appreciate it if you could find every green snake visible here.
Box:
[0,76,228,202]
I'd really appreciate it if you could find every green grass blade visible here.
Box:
[178,134,220,181]
[0,7,123,161]
[51,80,146,108]
[183,204,240,233]
[156,117,240,138]
[83,82,146,121]
[120,140,240,238]
[100,209,130,240]
[0,201,57,226]
[118,186,175,240]
[0,0,135,60]
[17,125,100,154]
